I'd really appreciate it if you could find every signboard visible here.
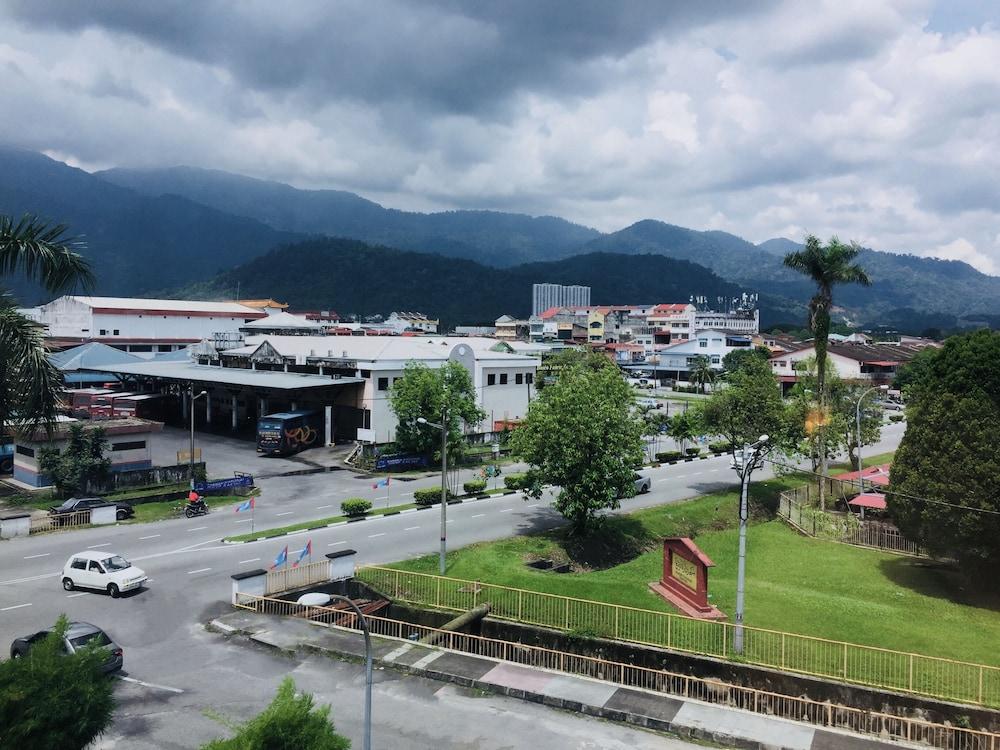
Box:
[375,454,428,471]
[177,449,202,463]
[195,474,254,493]
[671,555,698,591]
[648,537,725,620]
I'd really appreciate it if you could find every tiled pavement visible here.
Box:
[213,611,908,750]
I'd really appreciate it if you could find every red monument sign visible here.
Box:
[648,537,725,620]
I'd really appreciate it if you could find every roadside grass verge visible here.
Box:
[130,495,245,523]
[225,502,419,542]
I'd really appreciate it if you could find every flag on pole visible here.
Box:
[235,498,255,513]
[270,545,288,569]
[372,477,390,490]
[292,540,312,567]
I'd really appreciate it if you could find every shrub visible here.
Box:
[414,487,453,506]
[708,441,731,453]
[462,479,487,495]
[685,447,701,456]
[656,451,683,462]
[341,498,372,517]
[889,414,905,423]
[504,472,529,490]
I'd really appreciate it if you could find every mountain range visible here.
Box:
[2,145,999,330]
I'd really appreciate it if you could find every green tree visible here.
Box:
[534,348,616,391]
[783,235,871,507]
[892,345,939,397]
[38,425,111,498]
[389,361,485,462]
[667,409,699,453]
[512,355,645,534]
[687,355,716,393]
[721,346,771,376]
[204,677,350,750]
[700,357,786,461]
[1,215,94,439]
[0,615,115,750]
[890,330,1000,574]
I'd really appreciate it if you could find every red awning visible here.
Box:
[834,464,891,486]
[848,493,887,510]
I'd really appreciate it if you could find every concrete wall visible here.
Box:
[0,514,31,538]
[90,504,118,525]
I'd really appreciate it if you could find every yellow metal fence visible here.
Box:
[357,566,1000,709]
[265,559,329,594]
[235,593,1000,750]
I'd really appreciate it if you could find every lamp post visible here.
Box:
[417,412,448,575]
[855,384,888,488]
[732,434,770,655]
[188,386,208,490]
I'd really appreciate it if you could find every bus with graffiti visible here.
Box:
[256,410,324,456]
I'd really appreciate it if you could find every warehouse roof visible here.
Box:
[91,361,363,391]
[223,335,538,364]
[65,296,263,316]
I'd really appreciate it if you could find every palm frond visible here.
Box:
[0,305,65,438]
[0,214,95,293]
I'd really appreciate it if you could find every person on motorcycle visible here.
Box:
[185,490,208,516]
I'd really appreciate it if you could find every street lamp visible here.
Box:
[417,413,448,575]
[732,434,770,655]
[189,386,208,490]
[855,384,889,487]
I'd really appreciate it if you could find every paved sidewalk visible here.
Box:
[212,611,905,750]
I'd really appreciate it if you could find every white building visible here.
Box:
[384,312,439,334]
[32,296,265,358]
[650,329,754,380]
[531,283,591,317]
[217,335,539,443]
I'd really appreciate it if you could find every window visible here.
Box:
[130,344,152,352]
[526,373,534,384]
[16,445,34,457]
[362,409,371,429]
[157,345,173,352]
[360,370,371,379]
[711,356,720,364]
[515,373,523,385]
[112,440,146,452]
[377,377,389,391]
[88,560,104,573]
[99,329,107,336]
[70,558,87,571]
[113,329,120,336]
[499,374,508,385]
[487,374,496,386]
[698,340,708,348]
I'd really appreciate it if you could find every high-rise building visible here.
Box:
[531,283,591,316]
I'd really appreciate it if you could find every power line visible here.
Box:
[764,457,1000,517]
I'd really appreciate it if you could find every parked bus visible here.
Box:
[91,392,140,420]
[69,388,114,418]
[113,393,168,420]
[256,410,324,456]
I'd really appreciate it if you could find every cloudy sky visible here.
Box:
[2,1,999,272]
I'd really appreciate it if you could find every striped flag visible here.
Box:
[270,545,288,569]
[292,540,312,568]
[372,477,390,490]
[235,498,255,513]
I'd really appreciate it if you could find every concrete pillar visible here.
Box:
[259,398,268,416]
[325,405,333,445]
[326,549,357,580]
[230,569,267,606]
[283,363,289,372]
[231,395,238,431]
[182,392,189,419]
[291,401,298,411]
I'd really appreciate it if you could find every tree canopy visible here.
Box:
[389,360,485,461]
[38,424,111,498]
[512,352,645,534]
[890,330,1000,574]
[203,677,350,750]
[722,346,771,376]
[0,616,115,750]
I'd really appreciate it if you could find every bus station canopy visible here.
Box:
[90,361,363,392]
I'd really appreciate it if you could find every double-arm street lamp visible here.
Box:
[731,434,770,654]
[188,386,208,490]
[855,384,889,488]
[416,412,448,575]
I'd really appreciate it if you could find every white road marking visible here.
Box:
[368,533,386,538]
[525,504,538,508]
[87,542,111,548]
[119,676,184,694]
[138,534,160,540]
[411,650,445,670]
[186,568,211,575]
[234,519,253,524]
[470,513,485,518]
[187,526,208,531]
[66,592,87,599]
[275,512,294,517]
[499,508,514,513]
[404,526,420,531]
[1,603,32,611]
[446,519,454,524]
[316,505,334,510]
[238,558,260,564]
[327,541,347,547]
[23,553,50,559]
[0,572,60,587]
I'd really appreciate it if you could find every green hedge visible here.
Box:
[708,441,732,453]
[414,487,453,506]
[889,414,905,423]
[685,447,701,456]
[341,498,372,517]
[504,473,529,490]
[656,451,683,462]
[462,479,487,495]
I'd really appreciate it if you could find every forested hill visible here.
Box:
[180,238,760,326]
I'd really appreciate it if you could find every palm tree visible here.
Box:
[688,355,716,394]
[1,215,94,438]
[783,235,871,509]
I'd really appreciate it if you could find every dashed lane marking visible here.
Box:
[87,542,111,548]
[119,676,184,694]
[66,592,87,599]
[1,603,32,611]
[187,526,208,532]
[138,534,160,540]
[499,508,514,513]
[186,568,211,575]
[470,514,485,518]
[368,533,386,538]
[275,512,294,517]
[327,541,347,547]
[24,553,50,559]
[316,505,335,510]
[234,519,253,524]
[238,558,260,564]
[404,526,420,531]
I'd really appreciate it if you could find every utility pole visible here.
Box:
[188,385,208,490]
[855,384,888,488]
[732,435,770,655]
[418,410,449,575]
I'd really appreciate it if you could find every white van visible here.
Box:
[62,550,147,598]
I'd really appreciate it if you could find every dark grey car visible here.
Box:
[49,496,135,523]
[10,621,123,673]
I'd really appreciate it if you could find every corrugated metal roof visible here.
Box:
[68,296,260,315]
[224,335,537,363]
[49,342,142,371]
[91,362,363,391]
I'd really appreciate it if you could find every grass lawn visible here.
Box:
[389,474,1000,667]
[226,501,419,542]
[130,495,245,523]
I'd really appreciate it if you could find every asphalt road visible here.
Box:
[0,421,906,746]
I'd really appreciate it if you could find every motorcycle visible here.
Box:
[184,498,209,518]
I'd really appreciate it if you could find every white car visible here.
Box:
[62,550,147,598]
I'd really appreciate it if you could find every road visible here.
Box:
[0,421,906,746]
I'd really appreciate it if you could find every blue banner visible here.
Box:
[195,474,255,492]
[375,454,428,470]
